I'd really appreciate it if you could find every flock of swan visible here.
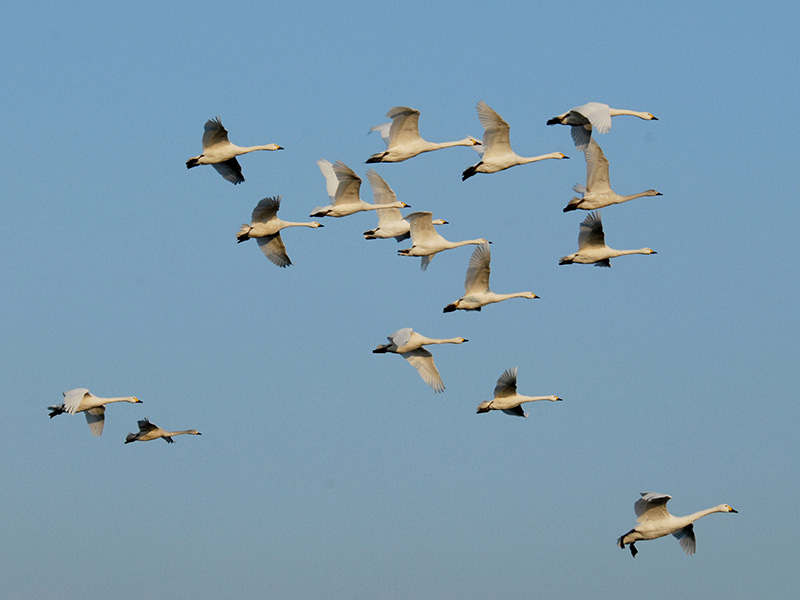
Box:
[47,100,737,555]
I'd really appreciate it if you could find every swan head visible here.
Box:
[723,504,738,513]
[647,190,663,196]
[311,222,324,228]
[468,137,482,146]
[551,396,563,402]
[189,430,202,436]
[432,219,449,226]
[476,401,492,413]
[458,338,468,343]
[645,248,657,254]
[558,153,570,159]
[131,397,142,404]
[646,113,658,120]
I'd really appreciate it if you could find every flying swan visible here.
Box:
[444,242,538,312]
[559,211,656,267]
[563,138,662,212]
[186,117,283,184]
[48,388,142,437]
[367,106,481,163]
[462,101,568,180]
[617,492,738,558]
[373,327,468,393]
[311,160,409,218]
[125,417,201,444]
[236,195,323,267]
[546,102,658,151]
[398,211,488,271]
[476,367,562,417]
[362,170,447,242]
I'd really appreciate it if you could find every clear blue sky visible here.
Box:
[2,1,797,598]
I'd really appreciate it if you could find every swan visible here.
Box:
[125,417,201,444]
[236,195,324,267]
[366,106,481,163]
[546,102,658,151]
[311,160,409,218]
[373,327,468,393]
[476,367,562,417]
[559,211,656,267]
[563,138,662,212]
[362,170,448,241]
[48,388,142,437]
[617,492,738,558]
[186,117,283,184]
[398,211,488,271]
[443,242,539,312]
[462,101,568,180]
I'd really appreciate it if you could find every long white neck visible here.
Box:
[366,201,406,211]
[101,396,138,404]
[234,144,281,154]
[676,505,729,528]
[608,247,654,258]
[615,190,661,204]
[279,220,321,228]
[428,137,478,151]
[608,108,653,119]
[518,395,560,404]
[164,430,198,437]
[419,336,465,346]
[520,152,566,165]
[446,238,486,249]
[493,291,537,302]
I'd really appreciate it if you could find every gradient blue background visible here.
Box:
[2,1,797,598]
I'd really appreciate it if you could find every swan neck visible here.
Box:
[609,108,650,119]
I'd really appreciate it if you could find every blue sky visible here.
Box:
[2,1,798,598]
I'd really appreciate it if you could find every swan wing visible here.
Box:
[84,407,105,437]
[366,170,403,223]
[202,117,231,149]
[464,242,491,293]
[501,406,527,418]
[635,492,672,521]
[406,211,441,243]
[317,159,339,201]
[476,101,512,158]
[570,125,593,152]
[137,417,158,433]
[401,348,445,393]
[672,523,696,555]
[332,161,363,206]
[386,106,422,146]
[578,211,605,249]
[584,139,611,192]
[388,328,414,349]
[251,196,281,224]
[63,388,90,414]
[212,158,244,185]
[369,122,392,147]
[574,102,612,134]
[493,367,518,399]
[257,234,291,267]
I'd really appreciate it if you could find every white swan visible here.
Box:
[462,101,568,180]
[362,170,447,241]
[617,492,738,558]
[366,106,481,163]
[563,139,662,212]
[443,242,538,312]
[236,196,324,267]
[559,211,656,267]
[311,160,409,218]
[125,417,201,444]
[546,102,658,151]
[373,327,468,393]
[186,117,283,184]
[398,211,488,271]
[48,388,142,437]
[476,367,562,417]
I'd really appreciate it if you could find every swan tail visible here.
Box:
[366,152,387,164]
[372,345,390,354]
[559,256,574,265]
[546,116,563,126]
[462,164,479,181]
[124,433,137,444]
[562,200,580,213]
[363,229,377,239]
[443,303,457,313]
[47,404,65,418]
[186,157,200,169]
[236,225,251,242]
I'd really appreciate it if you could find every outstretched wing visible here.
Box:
[578,211,605,249]
[251,196,281,224]
[464,242,491,294]
[257,234,291,267]
[63,388,90,414]
[401,348,445,393]
[635,492,672,522]
[84,407,105,437]
[202,117,231,149]
[386,107,422,147]
[212,158,244,184]
[584,139,611,193]
[493,367,518,399]
[476,101,511,159]
[673,523,696,555]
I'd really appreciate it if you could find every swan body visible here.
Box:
[48,388,142,437]
[462,101,568,180]
[373,327,468,393]
[125,417,201,444]
[546,102,658,151]
[398,211,488,271]
[362,170,447,241]
[476,367,562,417]
[311,160,409,218]
[186,117,283,184]
[367,106,481,163]
[559,211,656,267]
[444,242,538,312]
[236,196,323,267]
[617,492,738,558]
[563,139,662,212]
